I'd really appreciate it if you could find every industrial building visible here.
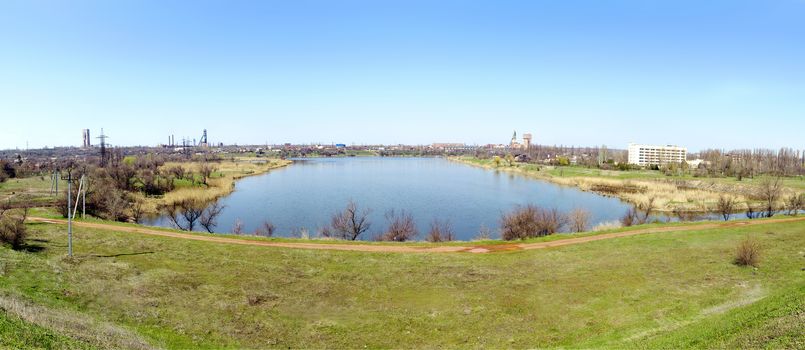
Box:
[82,129,91,148]
[627,143,687,166]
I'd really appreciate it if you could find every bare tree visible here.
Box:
[785,193,804,216]
[716,195,736,221]
[164,199,205,231]
[638,196,656,224]
[328,200,372,240]
[232,218,244,235]
[568,208,591,232]
[745,202,761,219]
[757,176,782,218]
[130,197,144,224]
[199,163,216,185]
[378,209,418,242]
[426,219,455,242]
[199,201,225,233]
[621,207,638,227]
[254,220,276,237]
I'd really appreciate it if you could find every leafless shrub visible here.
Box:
[167,165,186,180]
[291,227,310,239]
[232,218,244,235]
[377,209,418,242]
[199,201,225,233]
[474,224,493,240]
[568,208,591,233]
[500,205,566,240]
[129,197,144,224]
[0,207,28,249]
[716,195,736,221]
[757,176,782,218]
[638,196,656,224]
[328,200,371,240]
[254,220,275,237]
[734,237,761,267]
[785,193,804,216]
[620,207,639,227]
[199,163,216,185]
[745,202,762,219]
[426,219,455,242]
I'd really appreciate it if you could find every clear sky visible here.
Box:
[1,0,803,152]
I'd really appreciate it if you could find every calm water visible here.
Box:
[147,157,633,240]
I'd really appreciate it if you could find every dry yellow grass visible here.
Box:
[135,158,291,215]
[453,158,802,212]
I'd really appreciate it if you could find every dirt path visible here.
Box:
[28,216,805,254]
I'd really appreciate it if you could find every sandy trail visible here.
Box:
[28,216,805,254]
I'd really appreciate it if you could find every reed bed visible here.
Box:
[453,157,802,212]
[137,158,291,215]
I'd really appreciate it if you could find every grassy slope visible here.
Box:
[1,219,803,348]
[0,176,65,204]
[0,312,95,350]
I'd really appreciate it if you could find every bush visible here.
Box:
[254,220,275,237]
[0,208,28,249]
[620,208,638,227]
[717,195,736,221]
[1,161,15,179]
[568,208,590,233]
[426,219,455,242]
[501,205,566,240]
[232,219,244,235]
[377,210,417,242]
[473,224,493,240]
[734,237,761,267]
[785,194,804,216]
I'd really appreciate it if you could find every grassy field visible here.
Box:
[1,218,803,348]
[454,157,805,212]
[0,176,66,205]
[0,311,95,350]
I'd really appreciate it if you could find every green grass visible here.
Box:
[0,310,95,350]
[30,210,738,247]
[0,176,65,204]
[1,219,803,348]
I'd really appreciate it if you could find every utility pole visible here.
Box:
[97,128,110,167]
[64,171,73,257]
[82,175,86,219]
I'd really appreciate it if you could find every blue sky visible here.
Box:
[1,0,803,151]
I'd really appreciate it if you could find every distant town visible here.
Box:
[1,128,802,178]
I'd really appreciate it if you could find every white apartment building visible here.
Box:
[627,143,687,166]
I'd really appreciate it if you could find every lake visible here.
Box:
[147,157,633,240]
